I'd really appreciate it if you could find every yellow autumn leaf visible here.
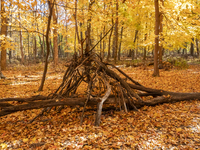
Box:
[32,137,37,142]
[0,143,7,149]
[176,128,182,132]
[23,138,29,142]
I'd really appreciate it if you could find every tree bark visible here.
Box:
[42,30,45,60]
[74,0,80,55]
[114,0,119,64]
[143,34,147,60]
[18,12,24,64]
[9,9,12,63]
[34,36,37,62]
[118,26,123,61]
[38,0,54,91]
[39,36,43,59]
[0,65,6,79]
[0,0,7,71]
[107,24,113,61]
[100,32,102,57]
[103,26,106,59]
[196,38,199,57]
[153,0,160,76]
[85,0,94,54]
[53,0,58,65]
[158,0,164,68]
[107,5,114,61]
[190,38,194,56]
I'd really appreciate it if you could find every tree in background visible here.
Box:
[53,0,58,66]
[153,0,160,76]
[0,0,7,71]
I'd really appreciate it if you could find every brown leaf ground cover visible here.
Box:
[0,63,200,149]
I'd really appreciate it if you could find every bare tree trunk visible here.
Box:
[190,38,194,56]
[158,0,164,68]
[107,4,114,61]
[102,3,106,59]
[39,35,43,59]
[19,12,24,64]
[38,0,54,91]
[153,0,160,76]
[52,0,58,65]
[9,8,12,64]
[131,50,135,60]
[74,0,83,57]
[100,32,102,57]
[118,26,123,61]
[143,34,147,60]
[19,30,24,64]
[114,0,118,64]
[85,0,94,54]
[102,26,106,59]
[130,30,138,60]
[58,34,62,56]
[34,37,37,61]
[0,65,5,79]
[0,0,7,71]
[79,1,84,57]
[42,30,45,60]
[50,40,53,58]
[182,42,187,55]
[80,22,84,56]
[32,11,37,62]
[107,23,113,61]
[196,38,199,57]
[28,33,30,62]
[74,25,77,53]
[64,6,68,58]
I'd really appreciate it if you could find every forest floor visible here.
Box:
[0,62,200,149]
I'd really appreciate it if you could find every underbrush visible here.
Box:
[166,57,189,70]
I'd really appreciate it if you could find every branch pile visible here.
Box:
[0,53,200,126]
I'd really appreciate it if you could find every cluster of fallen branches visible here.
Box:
[0,53,200,126]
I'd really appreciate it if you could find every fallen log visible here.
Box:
[1,92,199,117]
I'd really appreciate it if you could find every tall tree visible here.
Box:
[158,0,164,68]
[143,33,147,60]
[114,0,119,64]
[118,26,123,60]
[85,0,94,54]
[153,0,160,76]
[8,4,12,63]
[38,0,54,91]
[18,12,24,64]
[196,38,199,57]
[74,0,81,56]
[107,18,114,61]
[0,0,7,71]
[190,38,194,56]
[53,0,58,65]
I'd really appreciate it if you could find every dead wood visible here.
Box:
[0,53,200,126]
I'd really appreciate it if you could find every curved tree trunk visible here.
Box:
[38,0,54,91]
